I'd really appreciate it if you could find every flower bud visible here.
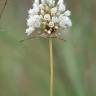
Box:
[44,14,51,21]
[51,7,57,15]
[49,22,54,28]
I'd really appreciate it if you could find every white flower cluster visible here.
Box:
[25,0,72,36]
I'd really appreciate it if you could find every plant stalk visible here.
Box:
[49,38,54,96]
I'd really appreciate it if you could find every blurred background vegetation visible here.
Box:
[0,0,96,96]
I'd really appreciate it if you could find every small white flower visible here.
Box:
[44,5,49,12]
[52,0,56,6]
[28,9,33,14]
[48,0,55,6]
[34,0,39,5]
[59,14,64,21]
[58,0,66,12]
[33,3,39,11]
[34,20,41,28]
[59,16,72,28]
[56,11,61,16]
[33,3,38,8]
[44,14,51,21]
[33,15,41,28]
[58,0,64,5]
[58,3,66,12]
[39,4,44,10]
[45,0,55,6]
[45,0,50,5]
[49,22,54,28]
[64,10,71,16]
[52,16,59,23]
[27,15,41,28]
[27,17,33,27]
[25,27,35,36]
[51,7,57,15]
[40,9,45,15]
[64,16,72,27]
[28,9,38,15]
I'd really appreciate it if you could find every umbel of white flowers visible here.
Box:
[25,0,72,36]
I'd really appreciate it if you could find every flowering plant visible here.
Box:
[24,1,72,96]
[25,0,72,40]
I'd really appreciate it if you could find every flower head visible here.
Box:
[25,0,72,40]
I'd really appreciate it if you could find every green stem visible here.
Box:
[49,38,54,96]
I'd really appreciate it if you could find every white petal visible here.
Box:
[49,0,53,6]
[64,17,72,27]
[59,14,64,21]
[27,15,41,28]
[59,16,72,28]
[28,9,37,15]
[52,16,59,23]
[28,3,39,15]
[33,3,39,12]
[27,18,33,27]
[40,9,45,15]
[46,0,55,6]
[33,15,41,28]
[34,0,39,5]
[25,27,35,36]
[53,0,56,6]
[58,3,66,12]
[41,0,45,4]
[34,20,41,28]
[51,7,57,15]
[39,4,44,9]
[64,10,71,16]
[58,0,64,5]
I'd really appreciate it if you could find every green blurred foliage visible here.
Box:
[0,0,96,96]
